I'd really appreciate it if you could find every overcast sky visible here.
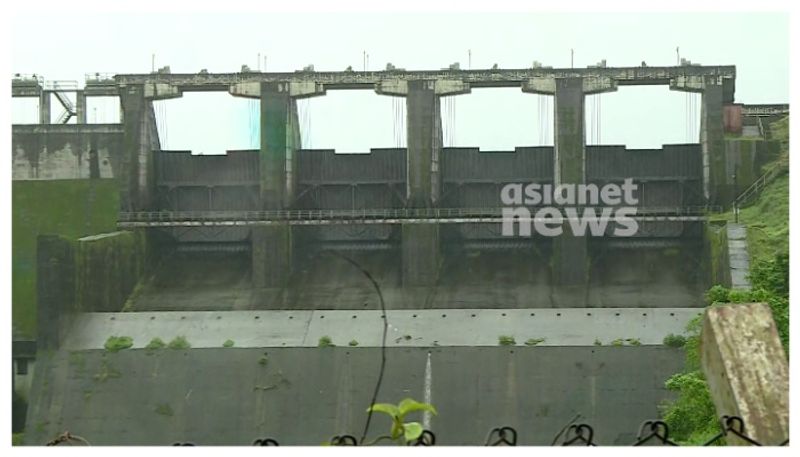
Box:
[11,12,789,153]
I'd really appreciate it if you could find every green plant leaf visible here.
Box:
[390,420,404,440]
[403,422,423,441]
[367,403,399,418]
[397,398,437,418]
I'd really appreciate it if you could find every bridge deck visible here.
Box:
[110,65,735,90]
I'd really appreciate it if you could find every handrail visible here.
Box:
[118,206,720,223]
[733,161,788,210]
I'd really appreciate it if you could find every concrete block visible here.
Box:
[701,303,789,445]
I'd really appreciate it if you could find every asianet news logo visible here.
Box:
[501,179,639,237]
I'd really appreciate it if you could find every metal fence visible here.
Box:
[44,416,787,446]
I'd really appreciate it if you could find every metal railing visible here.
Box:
[734,161,788,211]
[44,80,79,91]
[118,206,719,227]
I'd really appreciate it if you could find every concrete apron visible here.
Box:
[62,308,702,349]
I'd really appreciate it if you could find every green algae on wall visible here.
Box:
[13,179,120,337]
[704,221,730,289]
[75,230,146,312]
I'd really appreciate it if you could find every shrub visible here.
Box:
[498,335,516,346]
[104,336,133,352]
[145,337,166,351]
[318,336,335,347]
[167,336,190,350]
[663,334,687,348]
[704,285,729,305]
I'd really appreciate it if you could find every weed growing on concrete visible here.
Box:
[104,336,133,352]
[610,338,624,347]
[663,334,687,348]
[625,338,642,346]
[318,336,335,347]
[524,338,545,346]
[349,340,359,347]
[498,335,516,346]
[223,339,235,348]
[364,398,437,444]
[258,355,268,366]
[145,337,166,351]
[167,336,191,350]
[594,338,603,346]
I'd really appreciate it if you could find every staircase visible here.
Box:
[46,81,79,124]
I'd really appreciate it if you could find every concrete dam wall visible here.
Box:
[25,346,684,445]
[14,66,775,446]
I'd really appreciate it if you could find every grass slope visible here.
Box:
[12,179,119,337]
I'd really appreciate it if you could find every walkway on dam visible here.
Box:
[117,207,716,228]
[727,224,752,290]
[61,308,702,350]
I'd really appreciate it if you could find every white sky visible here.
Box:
[11,12,789,153]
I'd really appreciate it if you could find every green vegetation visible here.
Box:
[12,179,120,337]
[610,338,624,347]
[145,337,166,351]
[593,338,603,346]
[154,403,174,417]
[625,338,641,346]
[366,398,437,444]
[258,355,269,366]
[663,334,687,348]
[167,336,191,350]
[349,339,359,347]
[524,337,545,346]
[12,433,24,446]
[498,335,516,346]
[318,336,335,347]
[662,117,789,444]
[223,339,235,348]
[104,336,133,352]
[738,174,789,262]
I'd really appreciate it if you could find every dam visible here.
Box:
[11,64,787,444]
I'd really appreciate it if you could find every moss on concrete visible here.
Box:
[704,222,730,288]
[76,230,146,312]
[12,179,119,337]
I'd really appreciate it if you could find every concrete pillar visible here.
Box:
[119,85,148,211]
[701,83,726,205]
[670,75,733,207]
[76,90,87,124]
[36,235,75,350]
[376,79,467,287]
[402,81,444,286]
[253,82,305,287]
[552,77,588,288]
[701,303,788,445]
[38,91,50,124]
[259,82,301,210]
[252,225,292,288]
[406,80,443,207]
